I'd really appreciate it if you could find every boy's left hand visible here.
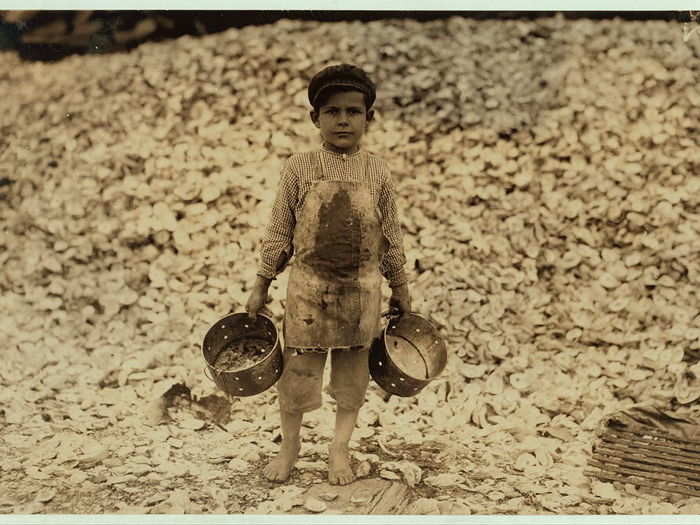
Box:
[389,284,411,315]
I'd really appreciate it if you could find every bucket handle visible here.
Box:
[203,367,217,383]
[381,308,402,319]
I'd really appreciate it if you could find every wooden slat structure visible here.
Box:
[587,426,700,498]
[287,479,411,515]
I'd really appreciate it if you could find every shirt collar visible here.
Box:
[321,141,363,158]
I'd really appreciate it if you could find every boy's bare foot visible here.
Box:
[328,444,355,485]
[264,440,300,482]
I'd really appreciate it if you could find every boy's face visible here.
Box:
[311,90,373,154]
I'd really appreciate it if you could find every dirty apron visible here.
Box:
[284,151,386,349]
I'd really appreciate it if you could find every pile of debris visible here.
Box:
[1,13,699,514]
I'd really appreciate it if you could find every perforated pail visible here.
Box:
[202,312,282,396]
[369,313,447,397]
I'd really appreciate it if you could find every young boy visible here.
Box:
[246,64,411,485]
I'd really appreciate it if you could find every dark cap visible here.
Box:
[308,64,376,109]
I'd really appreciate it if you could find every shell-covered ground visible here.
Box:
[1,14,700,515]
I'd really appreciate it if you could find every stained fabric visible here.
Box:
[257,146,407,288]
[283,153,385,349]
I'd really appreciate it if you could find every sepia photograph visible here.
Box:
[1,7,700,521]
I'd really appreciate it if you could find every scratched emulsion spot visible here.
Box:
[311,189,361,283]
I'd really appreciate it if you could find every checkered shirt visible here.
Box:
[257,146,408,288]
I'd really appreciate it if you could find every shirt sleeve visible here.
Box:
[258,160,297,280]
[377,163,408,288]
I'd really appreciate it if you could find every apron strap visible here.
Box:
[317,151,325,180]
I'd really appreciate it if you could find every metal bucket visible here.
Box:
[369,313,447,397]
[202,312,283,397]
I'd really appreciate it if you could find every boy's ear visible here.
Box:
[310,109,320,128]
[366,109,374,124]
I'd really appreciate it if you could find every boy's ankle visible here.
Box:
[282,437,301,448]
[329,441,349,452]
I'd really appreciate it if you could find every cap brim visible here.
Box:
[311,81,372,105]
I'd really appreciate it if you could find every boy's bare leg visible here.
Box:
[264,410,302,482]
[328,406,360,485]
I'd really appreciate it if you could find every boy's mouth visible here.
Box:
[334,132,353,137]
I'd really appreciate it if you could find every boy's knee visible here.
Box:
[329,389,365,411]
[278,381,323,413]
[328,367,370,411]
[277,350,326,413]
[279,398,322,414]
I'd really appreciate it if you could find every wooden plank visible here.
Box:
[588,459,700,492]
[369,482,410,514]
[346,479,391,513]
[585,469,700,499]
[591,453,700,486]
[600,434,700,461]
[604,429,700,453]
[291,478,394,514]
[608,427,700,450]
[597,440,700,468]
[594,443,700,475]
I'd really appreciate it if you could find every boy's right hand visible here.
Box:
[245,276,272,319]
